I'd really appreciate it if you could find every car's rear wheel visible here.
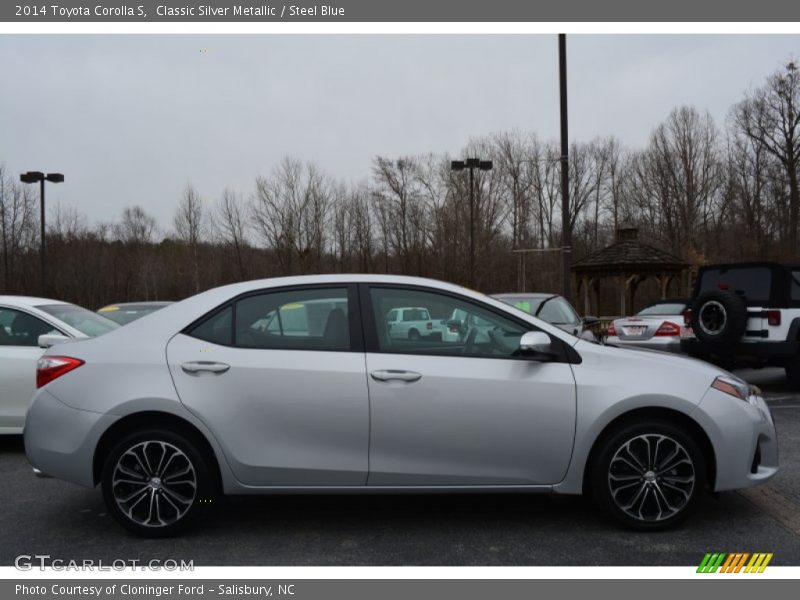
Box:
[590,420,706,530]
[408,329,420,341]
[101,429,214,537]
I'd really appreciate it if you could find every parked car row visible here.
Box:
[5,274,775,538]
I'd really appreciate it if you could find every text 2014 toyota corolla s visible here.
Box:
[24,275,778,536]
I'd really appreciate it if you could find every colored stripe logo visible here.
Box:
[697,552,773,573]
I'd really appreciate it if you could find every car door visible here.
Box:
[166,284,370,487]
[0,307,64,432]
[362,285,577,486]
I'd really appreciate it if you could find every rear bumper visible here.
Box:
[24,389,117,487]
[681,338,800,361]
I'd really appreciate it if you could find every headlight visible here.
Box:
[711,375,753,402]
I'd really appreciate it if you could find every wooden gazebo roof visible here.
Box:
[571,227,688,276]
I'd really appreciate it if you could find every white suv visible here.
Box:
[681,262,800,386]
[386,306,441,341]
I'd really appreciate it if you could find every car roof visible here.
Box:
[99,301,172,309]
[699,262,800,271]
[492,292,559,299]
[0,295,71,308]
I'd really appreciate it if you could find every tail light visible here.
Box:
[426,322,433,330]
[766,310,781,326]
[607,323,617,336]
[36,356,84,389]
[654,321,681,337]
[448,325,460,333]
[683,309,692,326]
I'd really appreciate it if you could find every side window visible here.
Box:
[235,288,350,351]
[792,270,800,302]
[0,308,60,347]
[189,306,233,346]
[387,309,398,322]
[369,287,529,358]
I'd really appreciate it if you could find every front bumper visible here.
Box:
[693,387,778,492]
[24,389,118,488]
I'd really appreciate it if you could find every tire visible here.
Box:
[101,429,215,537]
[590,420,706,530]
[785,357,800,390]
[408,329,420,341]
[690,290,747,348]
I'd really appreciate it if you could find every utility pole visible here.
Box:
[559,33,572,302]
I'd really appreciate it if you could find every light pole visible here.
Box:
[558,33,571,302]
[20,171,64,294]
[451,158,492,288]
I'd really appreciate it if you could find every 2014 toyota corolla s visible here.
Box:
[24,275,778,537]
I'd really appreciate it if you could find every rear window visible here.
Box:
[37,304,119,337]
[698,267,771,303]
[638,302,687,316]
[403,308,430,321]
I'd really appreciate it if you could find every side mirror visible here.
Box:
[518,331,553,356]
[38,334,70,349]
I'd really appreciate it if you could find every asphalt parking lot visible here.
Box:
[1,367,799,567]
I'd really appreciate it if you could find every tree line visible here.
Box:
[1,60,799,314]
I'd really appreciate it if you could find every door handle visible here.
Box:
[370,369,422,383]
[181,361,231,374]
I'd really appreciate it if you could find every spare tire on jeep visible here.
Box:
[690,290,747,348]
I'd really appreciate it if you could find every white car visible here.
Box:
[0,296,118,434]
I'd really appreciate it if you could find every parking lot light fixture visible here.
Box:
[450,158,493,288]
[19,170,64,294]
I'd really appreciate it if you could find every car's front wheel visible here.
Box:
[101,429,214,537]
[591,421,706,530]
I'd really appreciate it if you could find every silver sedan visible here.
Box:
[607,299,689,353]
[24,275,777,536]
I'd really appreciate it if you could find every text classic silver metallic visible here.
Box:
[24,275,778,536]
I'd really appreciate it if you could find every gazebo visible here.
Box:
[571,226,689,316]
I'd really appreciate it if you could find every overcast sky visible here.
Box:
[1,34,798,226]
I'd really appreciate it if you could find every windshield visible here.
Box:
[637,302,686,316]
[37,304,119,337]
[499,296,580,325]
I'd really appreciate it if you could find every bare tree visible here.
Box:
[253,158,331,275]
[626,106,723,258]
[0,167,38,293]
[733,61,800,254]
[174,184,205,292]
[214,188,249,281]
